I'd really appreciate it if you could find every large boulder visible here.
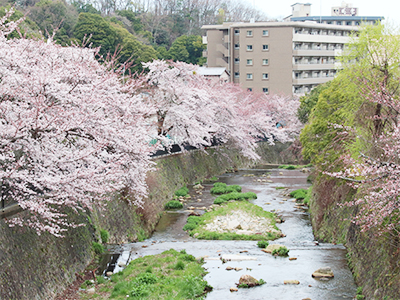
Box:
[263,244,285,253]
[238,274,260,287]
[312,267,334,278]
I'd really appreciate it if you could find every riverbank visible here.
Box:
[0,142,298,300]
[78,167,357,299]
[309,175,400,300]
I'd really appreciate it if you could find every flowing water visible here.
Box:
[102,166,357,300]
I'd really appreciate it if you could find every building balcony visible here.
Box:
[292,63,335,71]
[293,77,333,85]
[293,33,351,44]
[293,49,336,56]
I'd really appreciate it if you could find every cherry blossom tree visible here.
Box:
[128,60,301,160]
[0,8,152,236]
[326,77,400,236]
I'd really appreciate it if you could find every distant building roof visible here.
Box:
[290,16,384,22]
[197,67,228,76]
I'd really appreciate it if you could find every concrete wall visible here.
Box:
[0,142,293,300]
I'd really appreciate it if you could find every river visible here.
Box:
[102,166,357,300]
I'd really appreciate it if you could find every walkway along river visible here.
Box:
[103,166,357,300]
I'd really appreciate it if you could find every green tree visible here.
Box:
[111,22,157,73]
[73,13,117,56]
[0,5,40,39]
[167,35,205,65]
[29,0,78,44]
[297,81,331,124]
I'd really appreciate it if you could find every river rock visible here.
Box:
[118,261,126,267]
[86,287,96,294]
[289,257,297,261]
[263,244,285,253]
[230,287,238,292]
[106,271,113,277]
[267,180,273,183]
[239,274,259,286]
[193,184,204,189]
[235,267,243,271]
[226,266,233,270]
[312,267,334,278]
[284,280,300,285]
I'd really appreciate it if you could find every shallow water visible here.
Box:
[104,167,357,300]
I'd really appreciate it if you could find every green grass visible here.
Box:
[208,176,218,181]
[210,182,242,194]
[184,201,281,241]
[80,249,211,300]
[275,187,286,190]
[214,192,257,204]
[278,164,312,170]
[175,186,189,197]
[165,200,184,209]
[257,240,269,248]
[100,229,109,244]
[289,188,308,200]
[92,242,104,255]
[272,246,289,257]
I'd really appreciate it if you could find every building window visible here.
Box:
[346,21,352,26]
[247,88,253,92]
[234,72,240,78]
[234,29,240,35]
[262,59,269,65]
[336,21,342,25]
[355,21,360,26]
[246,30,253,36]
[246,59,253,65]
[263,88,269,94]
[262,30,269,36]
[246,73,253,80]
[247,45,253,51]
[262,44,269,51]
[262,73,268,80]
[234,58,240,64]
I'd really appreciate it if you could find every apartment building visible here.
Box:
[201,3,383,95]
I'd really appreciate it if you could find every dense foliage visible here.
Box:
[300,23,400,238]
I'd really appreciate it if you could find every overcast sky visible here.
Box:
[245,1,400,25]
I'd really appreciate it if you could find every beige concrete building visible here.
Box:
[201,3,383,95]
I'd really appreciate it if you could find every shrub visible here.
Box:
[272,246,289,256]
[165,200,184,209]
[100,229,109,244]
[92,242,104,254]
[175,186,189,197]
[257,241,269,248]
